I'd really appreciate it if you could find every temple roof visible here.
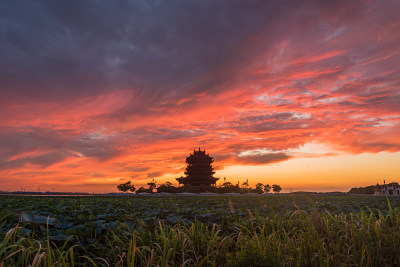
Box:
[177,148,218,186]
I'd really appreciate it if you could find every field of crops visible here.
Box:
[1,194,400,266]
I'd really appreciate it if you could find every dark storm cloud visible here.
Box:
[0,126,125,164]
[236,152,291,165]
[234,112,315,133]
[0,0,259,102]
[0,151,71,170]
[0,127,76,157]
[127,127,208,142]
[147,171,162,178]
[0,0,366,107]
[124,166,150,173]
[68,132,125,161]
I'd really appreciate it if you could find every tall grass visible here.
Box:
[1,206,399,266]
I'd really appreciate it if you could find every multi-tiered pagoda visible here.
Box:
[176,148,219,187]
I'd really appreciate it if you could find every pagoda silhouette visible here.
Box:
[176,148,219,187]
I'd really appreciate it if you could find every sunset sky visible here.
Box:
[1,0,400,193]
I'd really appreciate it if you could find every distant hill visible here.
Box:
[348,185,375,194]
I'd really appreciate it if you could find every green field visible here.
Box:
[1,195,400,266]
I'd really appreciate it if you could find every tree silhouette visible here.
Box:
[222,181,233,188]
[117,181,135,193]
[136,186,147,194]
[272,184,282,193]
[128,184,136,193]
[264,184,271,193]
[241,179,249,191]
[147,178,157,193]
[254,183,264,194]
[157,181,177,193]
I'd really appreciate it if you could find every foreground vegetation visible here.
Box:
[1,195,400,266]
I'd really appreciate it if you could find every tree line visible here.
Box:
[117,178,282,194]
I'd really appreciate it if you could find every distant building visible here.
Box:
[176,148,219,187]
[375,181,400,196]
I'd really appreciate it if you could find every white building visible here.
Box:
[375,181,400,196]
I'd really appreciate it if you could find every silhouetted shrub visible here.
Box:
[348,186,375,194]
[157,183,178,193]
[136,187,147,194]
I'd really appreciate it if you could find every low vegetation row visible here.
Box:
[117,178,282,194]
[1,195,399,266]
